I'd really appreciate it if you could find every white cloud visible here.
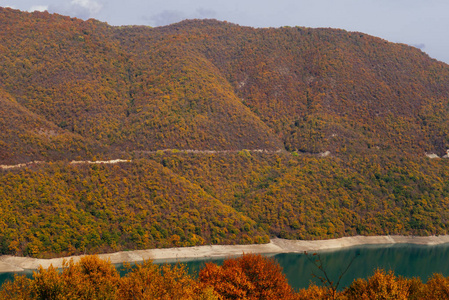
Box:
[71,0,102,15]
[147,10,185,26]
[29,5,49,12]
[48,0,103,20]
[146,8,218,27]
[411,43,426,50]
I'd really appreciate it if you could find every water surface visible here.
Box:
[2,243,449,291]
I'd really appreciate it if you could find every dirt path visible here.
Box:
[0,149,286,170]
[0,159,132,170]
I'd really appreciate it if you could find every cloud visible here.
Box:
[71,0,102,15]
[48,0,103,20]
[411,43,425,50]
[196,8,217,19]
[29,5,49,12]
[145,10,185,27]
[145,8,218,27]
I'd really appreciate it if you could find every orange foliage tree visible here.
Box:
[5,254,449,299]
[199,253,297,300]
[118,260,211,300]
[0,256,216,300]
[343,269,419,300]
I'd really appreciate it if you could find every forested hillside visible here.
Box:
[1,7,449,163]
[1,152,449,257]
[1,7,449,258]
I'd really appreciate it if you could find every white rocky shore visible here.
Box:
[2,235,449,273]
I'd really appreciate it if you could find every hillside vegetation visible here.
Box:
[1,7,449,258]
[1,152,449,257]
[1,8,449,163]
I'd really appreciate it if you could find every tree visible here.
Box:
[0,274,33,300]
[305,251,359,300]
[199,253,296,300]
[423,273,449,299]
[60,255,120,299]
[118,260,206,300]
[344,269,412,300]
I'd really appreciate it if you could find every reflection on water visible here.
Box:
[276,243,449,290]
[0,269,34,287]
[3,243,449,291]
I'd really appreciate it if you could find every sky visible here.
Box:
[2,0,449,64]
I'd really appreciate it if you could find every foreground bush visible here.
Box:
[0,256,120,300]
[199,253,297,300]
[0,255,208,300]
[3,254,449,299]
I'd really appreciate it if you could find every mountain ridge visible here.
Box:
[1,7,449,164]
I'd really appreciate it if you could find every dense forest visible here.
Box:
[2,254,449,299]
[1,6,449,259]
[1,7,449,164]
[2,152,449,257]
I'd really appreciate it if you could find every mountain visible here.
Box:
[0,8,283,164]
[1,7,449,257]
[148,19,449,156]
[0,88,105,164]
[1,8,449,164]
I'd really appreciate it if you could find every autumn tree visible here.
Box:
[304,251,359,300]
[199,253,297,300]
[343,269,414,300]
[422,273,449,299]
[0,274,33,300]
[297,283,332,300]
[59,255,120,299]
[0,256,120,300]
[117,260,216,300]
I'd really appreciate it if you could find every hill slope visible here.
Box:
[151,19,449,155]
[1,8,449,163]
[0,159,267,257]
[1,8,449,257]
[0,89,103,164]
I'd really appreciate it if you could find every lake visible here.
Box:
[2,243,449,291]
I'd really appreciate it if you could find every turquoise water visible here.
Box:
[3,243,449,291]
[276,243,449,290]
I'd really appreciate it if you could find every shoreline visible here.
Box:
[2,235,449,273]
